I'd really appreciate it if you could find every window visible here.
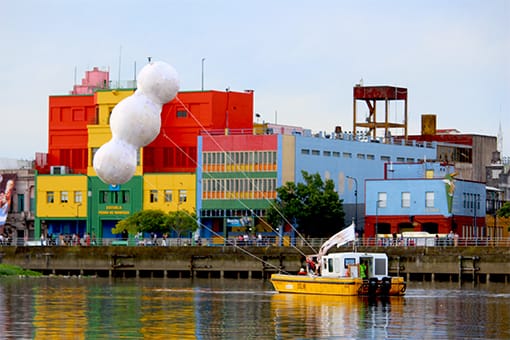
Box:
[179,190,187,203]
[381,156,391,162]
[74,191,82,204]
[47,191,54,204]
[343,152,352,158]
[121,190,130,203]
[357,153,365,159]
[367,154,375,160]
[100,191,109,204]
[301,149,310,155]
[164,190,173,202]
[323,151,331,157]
[377,192,387,208]
[17,194,25,212]
[176,110,187,118]
[112,191,120,203]
[426,191,435,208]
[60,191,68,203]
[150,190,158,203]
[332,151,340,157]
[401,192,410,208]
[311,149,320,156]
[344,258,356,268]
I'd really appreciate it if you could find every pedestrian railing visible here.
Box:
[4,236,510,247]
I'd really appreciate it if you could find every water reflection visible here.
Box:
[33,285,88,339]
[270,293,405,338]
[0,278,509,339]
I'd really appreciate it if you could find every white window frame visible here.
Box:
[401,192,410,208]
[425,191,435,208]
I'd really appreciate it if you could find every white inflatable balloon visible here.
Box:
[109,92,162,147]
[93,138,137,185]
[93,60,180,185]
[137,61,180,104]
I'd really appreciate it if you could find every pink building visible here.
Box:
[71,67,109,95]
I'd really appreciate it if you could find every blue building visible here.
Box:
[197,131,438,241]
[293,133,438,235]
[364,162,487,238]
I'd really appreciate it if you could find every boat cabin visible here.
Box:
[319,252,389,280]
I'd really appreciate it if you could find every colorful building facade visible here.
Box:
[35,67,500,243]
[364,162,493,238]
[195,130,439,241]
[34,67,254,241]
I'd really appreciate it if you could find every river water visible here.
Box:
[0,277,509,339]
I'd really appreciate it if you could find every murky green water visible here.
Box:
[0,277,509,339]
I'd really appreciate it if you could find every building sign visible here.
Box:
[98,205,130,215]
[226,217,252,227]
[0,174,16,230]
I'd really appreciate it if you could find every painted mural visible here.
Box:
[0,173,16,232]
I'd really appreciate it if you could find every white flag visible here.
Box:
[318,222,356,258]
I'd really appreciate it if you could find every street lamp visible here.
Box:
[346,176,358,229]
[201,58,205,91]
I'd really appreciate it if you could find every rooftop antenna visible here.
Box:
[117,45,122,88]
[201,57,205,91]
[133,61,137,84]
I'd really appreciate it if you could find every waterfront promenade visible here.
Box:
[1,237,509,284]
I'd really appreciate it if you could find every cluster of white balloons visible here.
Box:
[93,61,180,184]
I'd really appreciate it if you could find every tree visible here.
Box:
[266,171,345,238]
[168,209,198,239]
[497,201,510,218]
[113,209,169,235]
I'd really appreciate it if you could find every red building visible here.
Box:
[143,90,254,173]
[43,94,96,174]
[36,67,255,175]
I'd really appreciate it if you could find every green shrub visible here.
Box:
[0,264,42,277]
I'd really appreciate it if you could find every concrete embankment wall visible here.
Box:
[1,246,509,283]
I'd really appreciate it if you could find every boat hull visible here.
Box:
[271,274,406,296]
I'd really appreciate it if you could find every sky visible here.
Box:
[1,0,509,160]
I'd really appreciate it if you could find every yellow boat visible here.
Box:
[271,251,406,297]
[271,223,406,297]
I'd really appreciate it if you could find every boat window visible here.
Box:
[344,258,356,268]
[334,258,341,273]
[328,258,334,273]
[374,258,387,276]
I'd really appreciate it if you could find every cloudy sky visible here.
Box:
[1,0,509,160]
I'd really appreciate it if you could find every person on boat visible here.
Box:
[298,267,307,275]
[306,256,315,274]
[314,259,320,276]
[360,261,367,279]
